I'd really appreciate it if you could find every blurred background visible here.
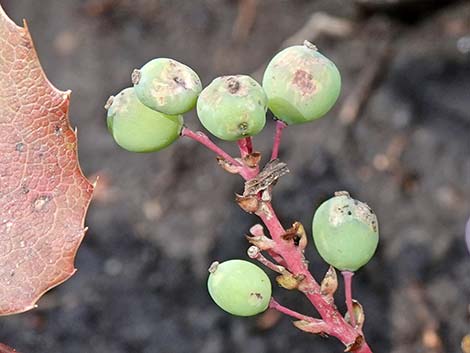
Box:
[1,0,470,352]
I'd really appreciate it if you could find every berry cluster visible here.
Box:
[105,41,340,151]
[105,41,378,351]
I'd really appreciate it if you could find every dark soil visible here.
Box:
[1,0,470,352]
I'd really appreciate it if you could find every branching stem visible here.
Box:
[181,127,242,167]
[247,246,285,274]
[269,298,315,322]
[192,123,373,353]
[257,202,372,353]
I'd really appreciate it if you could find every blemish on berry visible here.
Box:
[238,122,249,134]
[355,202,378,233]
[227,77,241,94]
[292,69,316,96]
[173,76,187,89]
[248,292,263,305]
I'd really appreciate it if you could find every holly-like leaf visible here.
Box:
[0,5,93,315]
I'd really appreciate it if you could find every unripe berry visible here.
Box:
[312,192,379,272]
[207,260,271,316]
[262,41,341,125]
[106,87,183,153]
[133,58,202,115]
[196,75,267,141]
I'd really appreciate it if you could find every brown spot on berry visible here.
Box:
[227,77,241,94]
[249,292,263,303]
[238,121,249,133]
[292,69,316,96]
[173,76,187,89]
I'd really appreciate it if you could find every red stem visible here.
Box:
[245,137,253,154]
[271,120,287,160]
[269,298,315,322]
[256,202,372,353]
[181,127,242,167]
[238,137,253,157]
[342,271,357,327]
[248,246,285,274]
[184,124,372,353]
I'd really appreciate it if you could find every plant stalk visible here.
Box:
[271,120,287,160]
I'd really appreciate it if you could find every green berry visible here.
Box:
[312,191,379,272]
[207,260,271,316]
[133,58,202,115]
[262,41,341,125]
[106,87,183,153]
[196,75,267,141]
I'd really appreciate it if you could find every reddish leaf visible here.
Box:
[0,343,20,353]
[0,5,94,315]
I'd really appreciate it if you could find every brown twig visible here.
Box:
[339,36,394,126]
[232,0,258,43]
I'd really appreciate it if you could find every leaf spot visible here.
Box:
[15,142,24,152]
[20,184,29,194]
[32,195,52,212]
[54,125,63,136]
